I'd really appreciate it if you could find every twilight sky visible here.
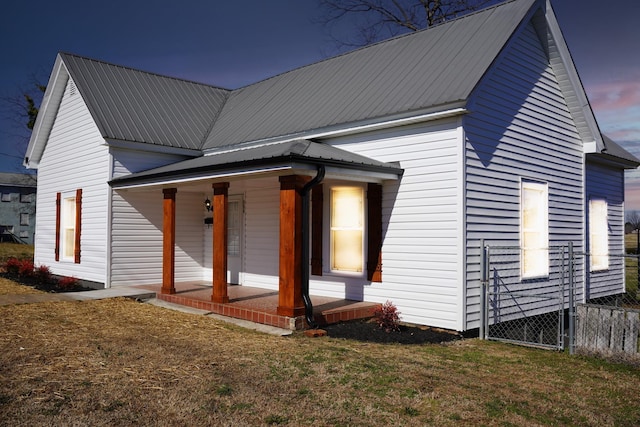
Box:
[1,0,639,207]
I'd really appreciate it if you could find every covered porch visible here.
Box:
[110,140,403,331]
[138,282,381,330]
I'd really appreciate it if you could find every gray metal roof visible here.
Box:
[588,135,640,168]
[61,53,229,150]
[0,173,37,187]
[202,0,537,150]
[110,140,403,186]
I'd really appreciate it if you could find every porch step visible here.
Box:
[155,290,379,331]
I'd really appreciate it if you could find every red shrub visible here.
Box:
[373,300,401,332]
[33,265,53,284]
[4,257,21,275]
[57,276,80,290]
[17,259,34,278]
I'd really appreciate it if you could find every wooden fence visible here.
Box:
[576,304,640,355]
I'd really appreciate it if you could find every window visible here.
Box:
[20,194,31,203]
[19,230,28,238]
[20,213,29,226]
[56,190,82,263]
[61,196,77,260]
[1,193,10,202]
[521,181,549,278]
[589,199,608,271]
[330,186,364,273]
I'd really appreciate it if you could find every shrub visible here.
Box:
[4,257,21,275]
[33,265,53,284]
[17,259,34,278]
[57,276,80,291]
[373,300,401,332]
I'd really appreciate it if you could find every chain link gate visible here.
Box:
[480,243,576,351]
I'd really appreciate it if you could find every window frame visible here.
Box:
[20,213,29,226]
[56,189,81,264]
[326,184,366,276]
[60,194,77,261]
[520,180,549,279]
[589,198,609,271]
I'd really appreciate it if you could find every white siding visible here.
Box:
[317,119,463,330]
[464,22,585,328]
[110,148,202,287]
[586,162,625,298]
[242,178,280,289]
[110,189,203,286]
[34,78,110,284]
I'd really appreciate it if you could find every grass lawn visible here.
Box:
[1,280,639,426]
[0,243,33,263]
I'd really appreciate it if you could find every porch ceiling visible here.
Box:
[109,139,404,189]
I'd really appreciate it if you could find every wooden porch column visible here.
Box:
[212,182,230,303]
[162,188,177,294]
[278,175,309,317]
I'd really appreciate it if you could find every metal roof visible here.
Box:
[110,140,403,187]
[61,53,229,150]
[202,0,537,150]
[587,135,640,169]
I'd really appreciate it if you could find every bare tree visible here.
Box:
[317,0,502,50]
[0,76,46,171]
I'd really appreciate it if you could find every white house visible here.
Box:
[24,0,639,331]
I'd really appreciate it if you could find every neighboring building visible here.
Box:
[24,0,639,331]
[0,173,37,244]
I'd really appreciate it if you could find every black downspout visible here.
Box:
[301,165,325,329]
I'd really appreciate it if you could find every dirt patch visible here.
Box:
[323,319,463,344]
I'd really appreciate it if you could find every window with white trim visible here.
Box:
[589,199,608,271]
[521,180,549,278]
[330,186,364,273]
[61,196,77,260]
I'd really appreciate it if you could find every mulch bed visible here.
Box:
[322,318,463,344]
[0,272,92,293]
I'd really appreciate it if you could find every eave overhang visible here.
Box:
[109,140,404,189]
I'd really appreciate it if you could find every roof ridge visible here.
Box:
[59,51,232,92]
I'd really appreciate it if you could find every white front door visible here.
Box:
[227,196,244,284]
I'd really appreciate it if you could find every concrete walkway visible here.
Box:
[0,286,156,306]
[0,286,293,336]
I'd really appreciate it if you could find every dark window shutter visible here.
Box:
[311,184,323,276]
[367,183,382,282]
[74,189,82,264]
[55,192,61,261]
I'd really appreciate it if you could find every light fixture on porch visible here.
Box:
[204,197,212,212]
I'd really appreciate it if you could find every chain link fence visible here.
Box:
[481,244,640,364]
[481,245,573,350]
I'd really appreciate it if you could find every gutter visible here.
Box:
[300,165,325,329]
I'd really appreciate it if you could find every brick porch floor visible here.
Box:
[135,282,380,330]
